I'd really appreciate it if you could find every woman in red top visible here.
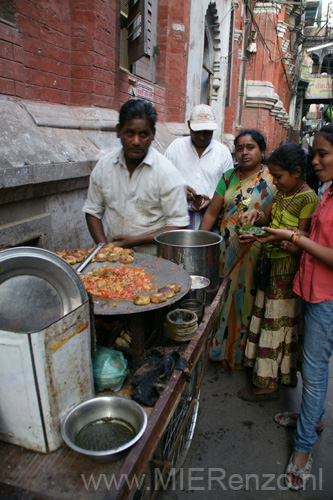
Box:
[258,124,333,490]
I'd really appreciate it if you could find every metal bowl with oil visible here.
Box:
[61,396,147,462]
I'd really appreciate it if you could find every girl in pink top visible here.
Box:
[258,124,333,490]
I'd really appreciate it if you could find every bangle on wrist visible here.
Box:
[255,211,261,223]
[289,230,296,242]
[290,230,302,244]
[293,230,302,244]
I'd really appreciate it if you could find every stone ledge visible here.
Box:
[23,101,119,130]
[0,213,51,247]
[0,161,95,189]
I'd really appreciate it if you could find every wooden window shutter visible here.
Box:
[127,0,152,65]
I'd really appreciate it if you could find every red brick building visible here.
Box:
[224,1,304,152]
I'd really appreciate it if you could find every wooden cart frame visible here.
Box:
[0,277,229,500]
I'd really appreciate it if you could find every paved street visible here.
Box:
[158,356,333,499]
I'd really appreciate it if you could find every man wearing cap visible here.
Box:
[164,104,233,230]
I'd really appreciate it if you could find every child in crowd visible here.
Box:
[236,144,319,401]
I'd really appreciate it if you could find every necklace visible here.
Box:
[273,181,306,219]
[238,166,264,209]
[268,181,306,257]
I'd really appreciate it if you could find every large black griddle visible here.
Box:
[77,253,191,316]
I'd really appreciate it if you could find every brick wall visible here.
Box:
[224,4,292,150]
[0,0,190,125]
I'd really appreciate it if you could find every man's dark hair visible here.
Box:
[118,99,158,131]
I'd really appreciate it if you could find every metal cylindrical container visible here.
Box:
[180,298,204,324]
[155,230,222,293]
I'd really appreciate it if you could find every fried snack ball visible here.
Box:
[112,246,123,255]
[71,251,86,262]
[119,254,134,264]
[167,283,182,293]
[62,254,76,265]
[121,248,135,256]
[158,286,175,298]
[150,292,167,303]
[107,253,120,262]
[94,252,108,262]
[104,242,115,250]
[133,295,151,305]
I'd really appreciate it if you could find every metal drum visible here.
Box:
[155,230,222,293]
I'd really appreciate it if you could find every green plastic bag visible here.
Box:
[93,345,129,392]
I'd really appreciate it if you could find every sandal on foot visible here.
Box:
[285,451,313,490]
[274,412,298,428]
[274,412,324,434]
[237,388,280,402]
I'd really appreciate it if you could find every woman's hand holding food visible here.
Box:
[238,209,259,226]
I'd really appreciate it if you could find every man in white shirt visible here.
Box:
[83,99,189,255]
[164,104,233,229]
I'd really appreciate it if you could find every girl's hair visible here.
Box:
[315,123,333,145]
[268,143,307,178]
[234,129,267,152]
[118,99,158,131]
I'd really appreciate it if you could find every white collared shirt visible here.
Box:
[83,146,189,254]
[164,136,234,199]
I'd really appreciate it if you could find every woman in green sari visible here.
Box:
[200,130,275,369]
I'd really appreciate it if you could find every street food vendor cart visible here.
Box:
[0,246,229,500]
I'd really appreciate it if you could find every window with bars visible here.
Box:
[120,0,157,82]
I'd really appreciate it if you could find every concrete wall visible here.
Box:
[0,97,178,252]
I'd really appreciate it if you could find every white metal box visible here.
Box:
[0,300,95,453]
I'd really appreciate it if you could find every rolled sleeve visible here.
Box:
[82,164,106,219]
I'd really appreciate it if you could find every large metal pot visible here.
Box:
[155,230,222,292]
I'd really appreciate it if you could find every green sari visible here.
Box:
[209,167,275,369]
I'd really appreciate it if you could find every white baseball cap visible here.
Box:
[189,104,217,131]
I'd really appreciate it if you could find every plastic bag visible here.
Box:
[92,345,129,392]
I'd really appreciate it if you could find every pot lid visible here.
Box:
[0,247,87,333]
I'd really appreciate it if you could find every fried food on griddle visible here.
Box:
[104,242,115,250]
[167,283,182,293]
[55,250,67,257]
[94,251,108,262]
[112,246,123,255]
[71,251,86,262]
[107,252,120,262]
[158,286,175,298]
[121,248,135,256]
[62,254,77,265]
[150,292,167,303]
[133,295,151,305]
[119,254,134,264]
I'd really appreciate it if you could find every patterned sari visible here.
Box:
[209,167,275,369]
[245,189,319,387]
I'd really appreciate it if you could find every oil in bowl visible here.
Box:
[75,417,136,451]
